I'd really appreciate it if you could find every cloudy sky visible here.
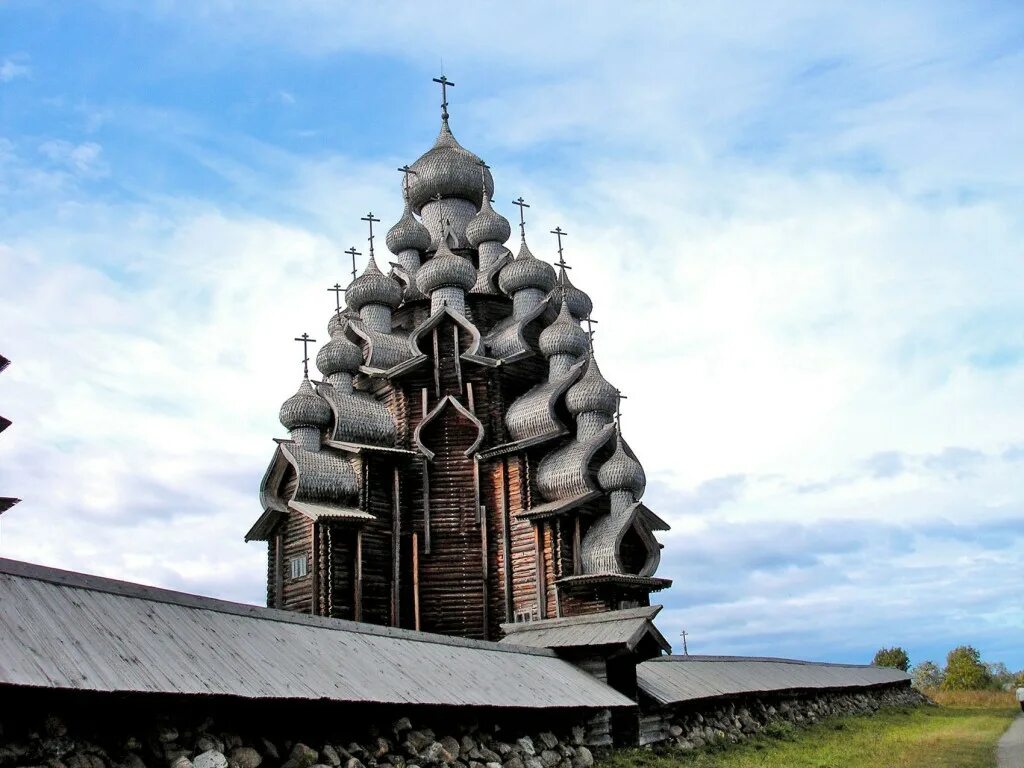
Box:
[1,2,1022,669]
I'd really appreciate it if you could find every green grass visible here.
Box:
[599,702,1018,768]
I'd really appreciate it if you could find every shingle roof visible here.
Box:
[499,606,671,654]
[637,655,911,705]
[0,558,634,710]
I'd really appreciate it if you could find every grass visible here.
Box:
[599,696,1019,768]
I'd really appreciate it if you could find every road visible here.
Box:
[998,715,1024,768]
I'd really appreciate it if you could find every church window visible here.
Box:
[289,555,308,579]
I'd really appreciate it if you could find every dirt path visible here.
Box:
[998,715,1024,768]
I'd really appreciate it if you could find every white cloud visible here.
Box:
[37,140,108,176]
[0,57,30,82]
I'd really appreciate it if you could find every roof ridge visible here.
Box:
[0,557,557,659]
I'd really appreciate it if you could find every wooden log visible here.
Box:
[500,459,513,623]
[391,466,400,627]
[354,528,363,622]
[412,531,421,631]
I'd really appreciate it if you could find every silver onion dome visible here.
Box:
[345,256,403,312]
[416,241,477,295]
[552,268,594,320]
[598,434,647,498]
[406,121,494,213]
[466,193,512,247]
[498,240,556,295]
[316,323,364,377]
[539,301,590,359]
[566,351,618,416]
[386,198,431,255]
[327,307,359,336]
[279,377,332,431]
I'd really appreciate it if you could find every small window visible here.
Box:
[514,608,537,624]
[289,556,308,579]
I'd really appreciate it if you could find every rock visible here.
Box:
[193,752,228,768]
[494,745,512,758]
[485,763,502,768]
[169,758,192,768]
[523,758,543,768]
[320,747,341,768]
[372,739,390,760]
[228,748,261,768]
[404,733,433,756]
[258,741,278,761]
[393,720,413,737]
[417,743,451,766]
[117,754,146,768]
[284,745,319,768]
[571,748,591,768]
[536,735,556,753]
[538,751,559,768]
[459,739,476,757]
[514,739,534,758]
[501,757,523,768]
[44,717,68,739]
[343,760,364,768]
[475,749,499,765]
[439,738,460,761]
[195,740,220,756]
[165,748,191,764]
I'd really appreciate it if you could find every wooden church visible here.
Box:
[246,78,671,641]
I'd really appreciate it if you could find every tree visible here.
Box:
[912,660,944,690]
[872,646,910,671]
[987,662,1013,691]
[941,646,991,691]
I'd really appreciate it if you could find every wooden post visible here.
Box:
[354,528,363,622]
[573,515,582,575]
[453,326,463,393]
[421,457,431,554]
[274,532,283,608]
[481,505,489,638]
[391,466,401,627]
[412,531,421,631]
[311,522,319,616]
[500,459,513,622]
[534,523,546,619]
[432,328,441,397]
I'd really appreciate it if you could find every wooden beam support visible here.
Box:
[311,521,319,616]
[274,531,283,609]
[432,328,441,397]
[534,523,546,619]
[573,515,582,575]
[500,459,513,622]
[421,457,431,554]
[481,503,489,638]
[453,326,463,394]
[391,466,401,627]
[354,528,363,622]
[412,531,421,631]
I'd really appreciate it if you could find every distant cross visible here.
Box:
[680,630,689,656]
[614,389,628,428]
[433,74,455,121]
[361,212,381,258]
[397,165,418,199]
[583,315,599,350]
[512,197,530,240]
[551,227,570,270]
[328,283,345,315]
[344,247,362,281]
[294,333,316,378]
[478,160,491,201]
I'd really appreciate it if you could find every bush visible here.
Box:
[873,647,910,671]
[912,660,943,690]
[941,646,992,691]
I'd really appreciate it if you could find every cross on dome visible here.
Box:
[361,212,381,258]
[328,283,345,315]
[512,197,530,240]
[294,333,316,378]
[551,227,570,271]
[433,74,455,122]
[344,247,362,281]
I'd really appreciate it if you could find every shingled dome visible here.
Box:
[417,241,477,295]
[554,268,594,320]
[406,121,494,213]
[466,193,512,247]
[499,240,557,295]
[566,351,618,416]
[598,434,646,498]
[279,378,332,431]
[386,197,432,255]
[346,256,403,312]
[316,324,364,376]
[539,302,590,359]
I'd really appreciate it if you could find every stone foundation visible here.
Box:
[639,683,927,748]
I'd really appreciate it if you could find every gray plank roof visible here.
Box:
[637,655,911,705]
[0,558,632,710]
[499,605,671,653]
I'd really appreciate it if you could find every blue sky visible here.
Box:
[1,2,1022,670]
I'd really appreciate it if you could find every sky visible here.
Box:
[1,1,1022,670]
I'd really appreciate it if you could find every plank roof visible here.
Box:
[499,606,672,654]
[637,655,911,705]
[0,558,633,710]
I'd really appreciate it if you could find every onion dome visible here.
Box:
[327,308,359,336]
[386,197,431,255]
[498,240,556,295]
[316,324,363,377]
[466,194,511,247]
[279,377,332,431]
[345,256,402,312]
[539,301,590,359]
[566,351,618,416]
[598,434,647,498]
[553,268,593,320]
[416,240,476,295]
[406,120,494,213]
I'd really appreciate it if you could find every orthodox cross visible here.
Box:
[680,630,689,656]
[361,212,381,258]
[397,164,418,199]
[433,74,455,121]
[512,197,530,240]
[551,227,570,271]
[294,333,316,378]
[344,247,361,281]
[328,283,345,315]
[584,315,599,350]
[614,389,628,429]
